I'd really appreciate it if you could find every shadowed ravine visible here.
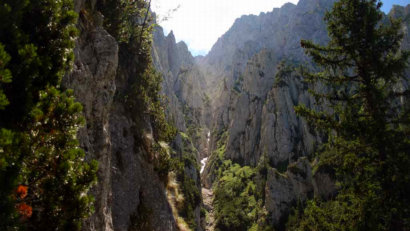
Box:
[49,0,410,230]
[202,188,215,231]
[200,133,214,231]
[1,0,410,230]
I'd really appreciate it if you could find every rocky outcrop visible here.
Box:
[63,1,118,230]
[63,1,189,231]
[265,158,335,229]
[152,25,209,231]
[63,0,410,230]
[225,49,277,165]
[152,27,211,160]
[389,5,410,90]
[202,0,335,179]
[202,1,410,229]
[313,170,337,201]
[203,0,410,183]
[107,35,179,230]
[211,48,323,171]
[259,61,323,167]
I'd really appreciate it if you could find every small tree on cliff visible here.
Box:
[292,0,410,230]
[0,0,98,230]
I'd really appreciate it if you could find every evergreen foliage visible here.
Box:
[0,44,11,109]
[105,0,176,180]
[96,0,155,43]
[291,0,410,230]
[169,133,201,230]
[108,0,177,145]
[20,88,98,230]
[172,160,201,230]
[207,132,273,231]
[0,1,97,230]
[0,0,78,125]
[212,156,275,231]
[181,103,204,152]
[213,163,260,231]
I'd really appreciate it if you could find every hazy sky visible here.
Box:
[152,0,409,57]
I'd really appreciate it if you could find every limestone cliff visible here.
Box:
[63,1,206,231]
[201,0,410,229]
[202,0,335,186]
[152,24,212,231]
[152,27,211,160]
[265,157,336,229]
[63,1,118,229]
[203,0,410,183]
[61,0,410,230]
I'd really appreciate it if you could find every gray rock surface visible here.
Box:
[62,0,410,230]
[201,1,410,228]
[203,0,410,183]
[202,0,335,179]
[152,27,211,160]
[218,48,323,168]
[63,1,184,230]
[264,158,338,229]
[109,51,177,230]
[265,158,315,228]
[152,25,208,231]
[63,1,118,229]
[313,171,337,200]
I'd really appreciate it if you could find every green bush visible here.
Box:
[293,0,410,229]
[209,140,274,231]
[0,1,97,230]
[170,153,201,231]
[213,163,269,231]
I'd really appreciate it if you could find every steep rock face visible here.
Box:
[265,158,334,229]
[64,1,182,231]
[63,0,410,230]
[204,0,410,181]
[204,0,332,70]
[225,49,277,165]
[313,170,337,200]
[202,1,410,228]
[390,5,410,89]
[109,46,177,231]
[63,1,118,230]
[219,49,323,168]
[152,26,211,160]
[259,66,323,167]
[152,27,188,143]
[152,26,208,231]
[155,30,206,116]
[202,0,335,173]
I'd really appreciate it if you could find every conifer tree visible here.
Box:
[0,0,78,125]
[0,1,98,230]
[0,44,11,110]
[292,0,410,230]
[21,88,98,231]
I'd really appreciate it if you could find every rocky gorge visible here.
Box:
[63,0,410,230]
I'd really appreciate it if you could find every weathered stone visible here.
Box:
[313,172,337,201]
[203,0,335,183]
[152,24,207,231]
[265,158,314,228]
[64,1,118,230]
[63,0,410,230]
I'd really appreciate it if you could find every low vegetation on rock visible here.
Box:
[1,0,409,231]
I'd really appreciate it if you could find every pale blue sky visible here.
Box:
[153,0,409,57]
[381,0,409,12]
